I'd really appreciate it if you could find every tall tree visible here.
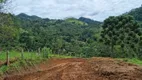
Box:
[0,0,9,12]
[100,15,141,57]
[0,26,19,50]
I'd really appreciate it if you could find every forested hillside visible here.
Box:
[0,13,102,57]
[127,6,142,21]
[126,5,142,26]
[1,5,142,59]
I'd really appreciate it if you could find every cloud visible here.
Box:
[10,0,142,21]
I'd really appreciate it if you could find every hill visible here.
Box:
[79,17,102,25]
[127,6,142,22]
[126,5,142,26]
[16,13,102,27]
[17,13,42,20]
[9,13,102,57]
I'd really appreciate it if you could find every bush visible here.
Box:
[42,47,52,58]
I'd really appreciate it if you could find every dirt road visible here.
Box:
[3,57,142,80]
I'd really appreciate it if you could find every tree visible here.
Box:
[19,31,34,51]
[0,26,19,50]
[100,15,141,58]
[0,0,7,3]
[0,0,11,12]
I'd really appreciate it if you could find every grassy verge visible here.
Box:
[0,51,73,61]
[0,51,42,61]
[0,59,43,75]
[0,51,73,76]
[118,58,142,66]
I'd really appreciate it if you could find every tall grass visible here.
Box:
[0,51,40,61]
[0,51,73,76]
[0,51,73,61]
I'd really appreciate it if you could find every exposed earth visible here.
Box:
[3,57,142,80]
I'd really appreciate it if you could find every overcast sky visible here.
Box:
[10,0,142,21]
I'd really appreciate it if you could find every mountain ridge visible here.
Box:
[16,13,102,25]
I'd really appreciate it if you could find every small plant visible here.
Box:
[42,47,52,58]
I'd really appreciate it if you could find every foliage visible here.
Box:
[13,13,101,56]
[0,0,6,3]
[42,47,52,58]
[0,59,43,75]
[100,15,142,58]
[79,17,102,25]
[118,58,142,66]
[0,13,19,50]
[126,5,142,27]
[1,5,142,59]
[127,5,142,22]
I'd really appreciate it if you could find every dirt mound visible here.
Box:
[3,57,142,80]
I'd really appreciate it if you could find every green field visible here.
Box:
[0,51,73,61]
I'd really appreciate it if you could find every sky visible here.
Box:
[9,0,142,21]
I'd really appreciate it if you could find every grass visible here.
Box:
[0,51,73,61]
[118,58,142,66]
[0,59,44,76]
[0,51,37,61]
[0,51,73,76]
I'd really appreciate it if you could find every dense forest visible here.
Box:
[127,5,142,22]
[127,5,142,26]
[0,13,102,57]
[1,5,142,59]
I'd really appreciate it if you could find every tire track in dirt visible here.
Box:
[3,57,142,80]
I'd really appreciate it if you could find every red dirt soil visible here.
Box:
[3,57,142,80]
